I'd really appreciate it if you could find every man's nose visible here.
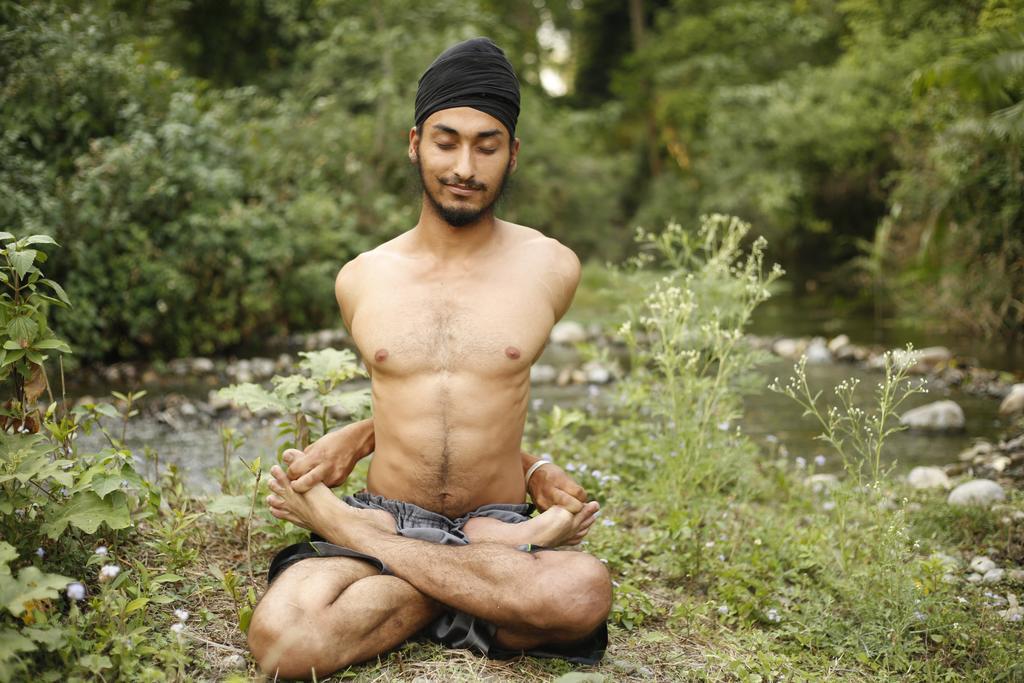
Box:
[452,145,475,181]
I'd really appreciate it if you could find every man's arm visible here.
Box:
[283,418,375,493]
[521,450,589,513]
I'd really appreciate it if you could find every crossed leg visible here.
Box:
[249,473,613,679]
[247,557,441,679]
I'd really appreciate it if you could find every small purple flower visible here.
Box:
[795,456,807,469]
[35,547,45,558]
[717,605,730,616]
[814,454,826,467]
[66,582,86,601]
[601,519,615,527]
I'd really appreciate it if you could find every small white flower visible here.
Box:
[565,463,577,472]
[717,605,730,616]
[170,622,185,635]
[717,421,730,431]
[705,541,715,548]
[540,453,553,462]
[766,608,781,623]
[795,456,807,469]
[35,547,45,558]
[823,501,836,511]
[94,546,108,556]
[98,564,121,583]
[601,519,615,527]
[765,434,779,444]
[914,611,926,621]
[717,554,726,562]
[814,454,826,467]
[174,608,190,622]
[592,469,603,478]
[66,582,86,601]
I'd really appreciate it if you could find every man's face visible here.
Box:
[410,107,519,228]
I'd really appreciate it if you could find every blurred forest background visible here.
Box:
[1,0,1021,364]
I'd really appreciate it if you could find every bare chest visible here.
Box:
[351,278,553,377]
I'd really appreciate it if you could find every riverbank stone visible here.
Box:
[550,320,586,344]
[999,384,1024,415]
[907,466,951,490]
[827,334,850,353]
[772,338,805,360]
[970,556,997,574]
[948,479,1006,507]
[530,364,557,384]
[804,338,832,364]
[900,400,965,431]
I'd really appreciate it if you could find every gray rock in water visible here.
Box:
[191,357,215,374]
[550,320,587,344]
[900,400,965,431]
[827,334,850,353]
[999,383,1024,415]
[772,338,804,360]
[907,466,951,490]
[948,479,1006,507]
[250,357,276,380]
[804,338,832,364]
[530,364,557,384]
[582,360,613,384]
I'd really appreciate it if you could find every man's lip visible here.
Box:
[446,184,479,196]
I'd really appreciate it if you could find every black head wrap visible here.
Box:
[415,37,520,139]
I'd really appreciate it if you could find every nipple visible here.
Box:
[374,349,389,363]
[505,346,521,360]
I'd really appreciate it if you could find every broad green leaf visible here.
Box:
[0,232,14,243]
[298,348,364,385]
[22,626,65,650]
[217,383,293,413]
[0,566,74,616]
[6,316,38,344]
[93,404,120,419]
[87,472,127,499]
[40,491,131,539]
[271,373,316,398]
[124,597,149,614]
[320,388,372,413]
[152,573,186,584]
[0,349,23,366]
[78,654,112,673]
[20,235,57,248]
[6,250,36,279]
[0,627,36,661]
[0,543,16,574]
[33,338,72,353]
[38,280,70,306]
[206,494,251,517]
[1,341,20,351]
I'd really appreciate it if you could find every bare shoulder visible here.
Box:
[334,233,411,326]
[502,222,581,318]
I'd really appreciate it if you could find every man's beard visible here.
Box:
[416,158,512,228]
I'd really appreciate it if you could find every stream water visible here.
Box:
[71,290,1023,494]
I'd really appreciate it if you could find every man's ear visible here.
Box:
[508,137,521,173]
[408,126,419,162]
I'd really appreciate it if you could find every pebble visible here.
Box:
[948,479,1006,507]
[530,364,557,384]
[900,400,965,431]
[219,653,246,670]
[550,320,587,344]
[983,568,1006,584]
[970,556,996,573]
[999,383,1024,415]
[907,466,951,490]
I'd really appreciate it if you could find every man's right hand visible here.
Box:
[282,420,372,493]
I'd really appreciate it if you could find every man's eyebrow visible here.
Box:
[430,124,504,139]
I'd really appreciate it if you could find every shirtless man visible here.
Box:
[247,38,613,679]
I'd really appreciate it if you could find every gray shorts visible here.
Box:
[266,490,607,664]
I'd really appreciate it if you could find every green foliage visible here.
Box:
[217,348,371,455]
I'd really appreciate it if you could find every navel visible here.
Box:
[374,348,389,363]
[505,346,521,360]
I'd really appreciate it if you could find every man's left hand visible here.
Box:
[528,462,589,513]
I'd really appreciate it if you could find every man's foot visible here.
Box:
[266,465,395,544]
[462,501,600,548]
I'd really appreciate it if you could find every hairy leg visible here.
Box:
[266,469,612,647]
[248,556,441,680]
[461,501,600,547]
